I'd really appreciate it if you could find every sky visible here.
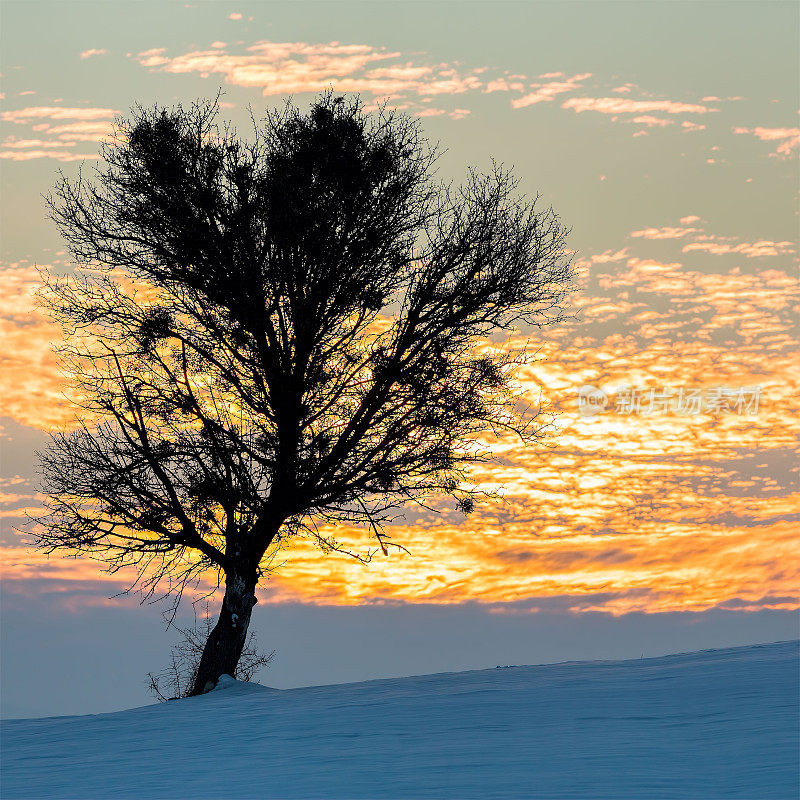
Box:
[1,1,798,718]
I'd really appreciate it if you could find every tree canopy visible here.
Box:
[36,93,573,693]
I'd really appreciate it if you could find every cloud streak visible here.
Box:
[1,106,118,123]
[0,107,118,160]
[562,97,717,115]
[682,240,795,258]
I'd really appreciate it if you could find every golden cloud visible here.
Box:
[1,170,797,618]
[0,265,74,429]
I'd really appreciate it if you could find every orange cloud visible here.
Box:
[1,106,118,123]
[562,97,717,115]
[629,115,673,127]
[631,226,700,239]
[46,120,116,142]
[2,194,797,619]
[590,249,630,263]
[682,240,795,258]
[0,149,100,162]
[0,139,73,149]
[80,48,107,60]
[0,264,73,429]
[484,78,524,93]
[510,73,592,109]
[733,126,800,157]
[134,41,490,100]
[0,108,118,160]
[5,247,798,617]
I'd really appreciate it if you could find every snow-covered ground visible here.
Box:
[2,641,797,799]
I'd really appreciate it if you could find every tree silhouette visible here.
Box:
[36,93,573,695]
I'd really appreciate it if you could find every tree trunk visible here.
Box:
[190,569,258,696]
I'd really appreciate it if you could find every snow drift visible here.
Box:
[2,641,797,799]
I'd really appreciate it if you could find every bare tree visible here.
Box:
[35,92,573,696]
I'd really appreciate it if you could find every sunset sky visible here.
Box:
[1,1,798,717]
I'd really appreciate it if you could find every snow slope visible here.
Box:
[2,641,797,799]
